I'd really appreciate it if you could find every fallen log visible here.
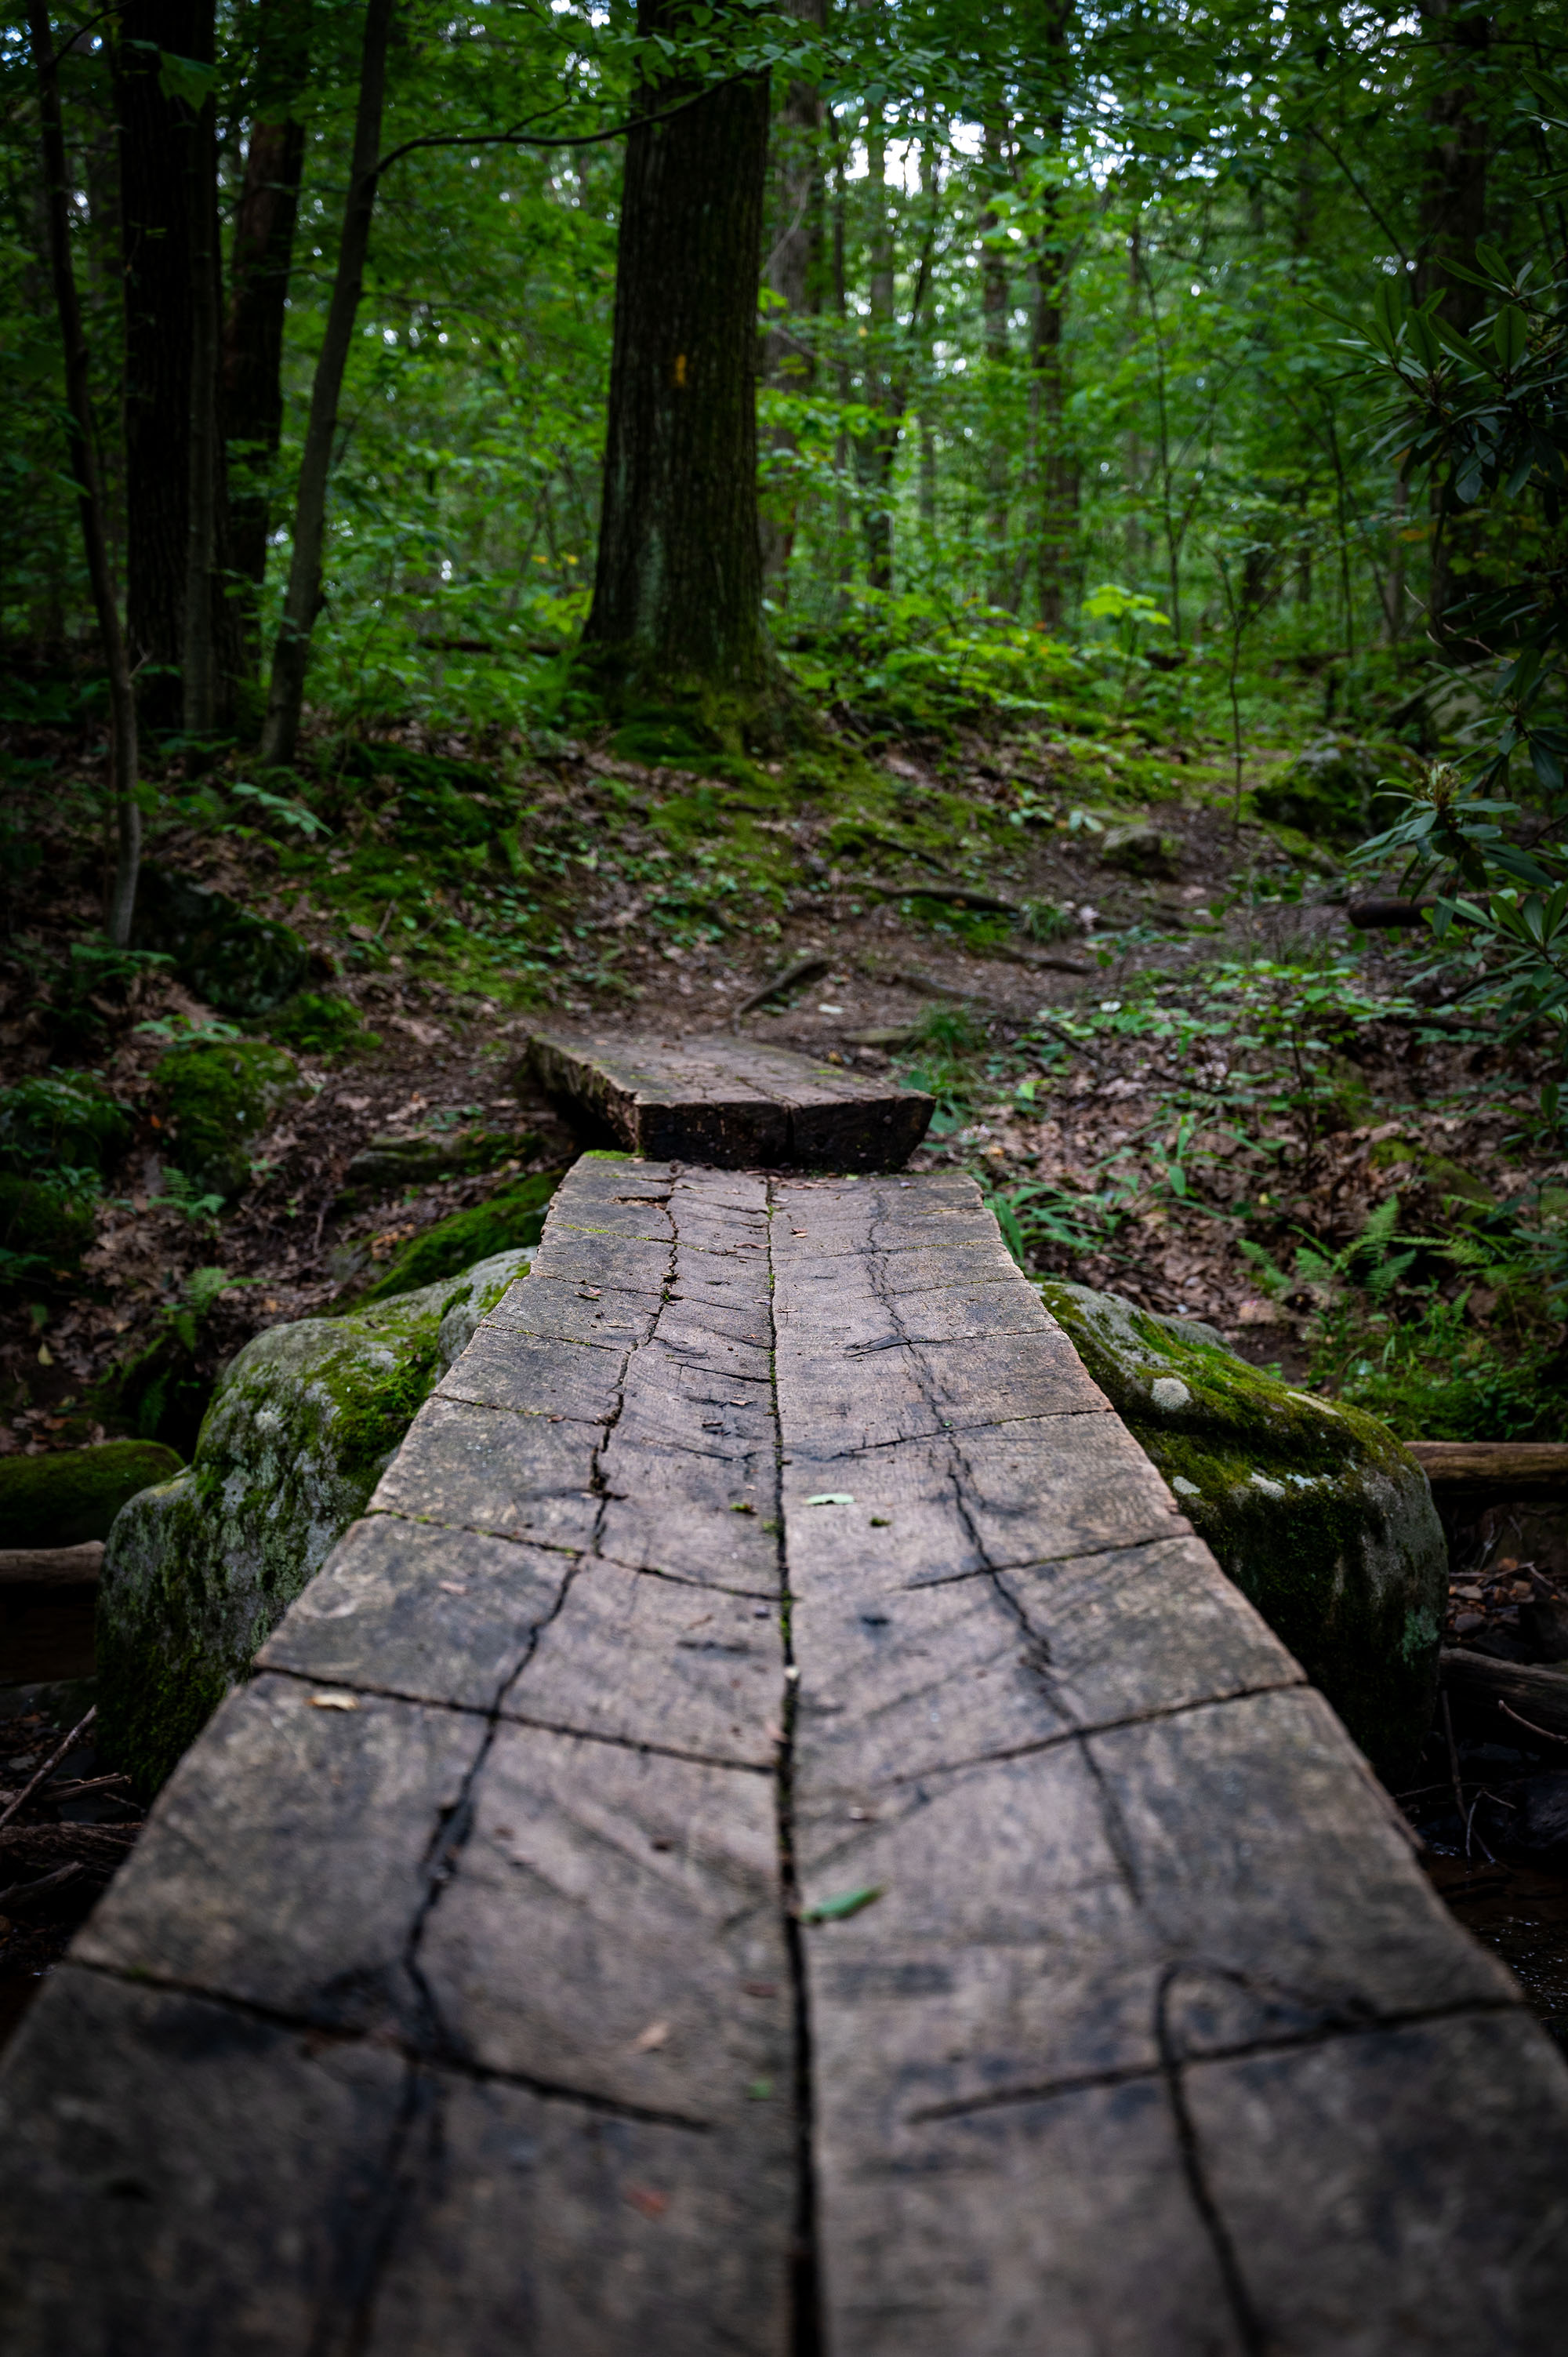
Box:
[1347,898,1432,929]
[0,1542,103,1587]
[1439,1648,1568,1743]
[1409,1443,1568,1501]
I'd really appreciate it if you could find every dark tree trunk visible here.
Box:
[28,0,141,941]
[1026,0,1076,630]
[183,82,220,734]
[981,115,1011,608]
[260,0,394,768]
[114,0,209,728]
[580,13,773,735]
[758,0,824,597]
[224,0,313,644]
[1417,0,1492,640]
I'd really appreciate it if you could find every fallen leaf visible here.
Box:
[309,1693,360,1712]
[631,2019,670,2052]
[624,2184,668,2220]
[437,1581,468,1596]
[804,1492,855,1506]
[348,922,376,942]
[801,1884,885,1924]
[35,1344,53,1366]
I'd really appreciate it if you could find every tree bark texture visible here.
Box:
[223,0,314,624]
[28,0,141,943]
[981,116,1011,608]
[260,0,394,769]
[1417,0,1491,640]
[113,0,209,727]
[758,0,824,597]
[183,86,220,734]
[581,23,772,726]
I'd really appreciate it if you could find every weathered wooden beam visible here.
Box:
[524,1028,932,1168]
[1410,1440,1568,1500]
[2,1157,1565,2352]
[0,1542,103,1586]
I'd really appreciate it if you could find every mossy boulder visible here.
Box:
[1099,823,1181,879]
[350,1168,562,1303]
[132,866,311,1017]
[0,1440,183,1549]
[97,1245,533,1796]
[1253,735,1385,845]
[0,1072,131,1176]
[0,1175,96,1280]
[154,1039,304,1199]
[1038,1279,1446,1781]
[343,1124,544,1199]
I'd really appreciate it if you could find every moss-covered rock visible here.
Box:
[1038,1279,1445,1781]
[1253,735,1385,844]
[343,1124,544,1199]
[351,1168,562,1303]
[1099,823,1181,879]
[96,1246,532,1796]
[0,1440,184,1549]
[0,1175,96,1280]
[153,1039,303,1199]
[262,990,379,1060]
[132,866,311,1016]
[0,1072,131,1176]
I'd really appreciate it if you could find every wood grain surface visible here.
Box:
[2,1154,1566,2353]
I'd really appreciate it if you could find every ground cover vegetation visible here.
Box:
[2,0,1566,1657]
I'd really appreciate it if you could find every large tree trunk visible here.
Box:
[579,12,773,735]
[28,0,141,942]
[224,0,314,655]
[758,0,824,599]
[260,0,394,769]
[114,0,209,729]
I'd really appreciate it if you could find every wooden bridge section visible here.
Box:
[3,1134,1568,2351]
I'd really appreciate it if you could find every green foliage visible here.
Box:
[0,1173,96,1288]
[0,1072,130,1176]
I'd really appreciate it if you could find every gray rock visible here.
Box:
[1098,823,1181,880]
[1038,1279,1446,1780]
[96,1247,533,1796]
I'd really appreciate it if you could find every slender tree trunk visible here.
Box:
[916,136,939,554]
[224,0,314,656]
[579,7,773,732]
[183,82,220,735]
[1027,0,1076,629]
[28,0,140,942]
[114,0,209,728]
[981,116,1011,608]
[856,95,896,592]
[260,0,394,768]
[1417,0,1491,641]
[758,0,824,599]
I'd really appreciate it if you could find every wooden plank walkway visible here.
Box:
[526,1027,934,1168]
[3,1153,1568,2353]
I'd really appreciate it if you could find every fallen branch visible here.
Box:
[731,953,830,1027]
[0,1705,96,1834]
[1439,1650,1568,1743]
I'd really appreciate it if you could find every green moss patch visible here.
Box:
[0,1440,184,1549]
[262,990,379,1059]
[1039,1279,1446,1781]
[153,1039,303,1200]
[351,1168,562,1302]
